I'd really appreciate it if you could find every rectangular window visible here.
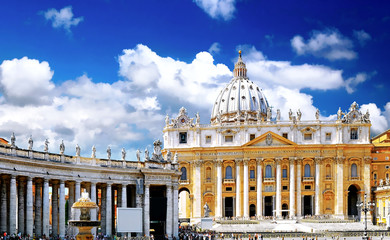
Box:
[350,128,358,140]
[250,170,255,179]
[250,134,256,141]
[326,132,332,141]
[205,135,211,144]
[250,186,256,191]
[225,135,233,142]
[179,132,187,143]
[282,186,288,190]
[282,133,288,139]
[282,169,287,178]
[226,187,232,192]
[304,133,312,140]
[305,185,311,190]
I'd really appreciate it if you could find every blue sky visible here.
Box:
[0,0,389,159]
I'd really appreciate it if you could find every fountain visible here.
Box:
[69,191,100,240]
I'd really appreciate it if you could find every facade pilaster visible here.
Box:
[296,158,302,217]
[59,180,66,238]
[336,156,345,218]
[42,179,50,237]
[235,159,242,218]
[193,160,202,218]
[18,178,25,235]
[289,157,296,218]
[106,183,112,236]
[214,159,223,218]
[173,184,179,238]
[166,184,173,239]
[1,176,7,233]
[314,157,322,216]
[275,157,282,218]
[34,179,42,237]
[256,158,263,219]
[52,182,59,236]
[363,157,372,200]
[144,184,150,236]
[26,177,33,237]
[121,184,127,208]
[243,158,249,219]
[9,175,16,235]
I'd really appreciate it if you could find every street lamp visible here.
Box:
[356,193,375,240]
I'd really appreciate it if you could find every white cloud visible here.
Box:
[208,42,221,55]
[360,103,389,135]
[345,73,369,94]
[43,6,83,33]
[353,30,371,46]
[291,29,357,61]
[194,0,236,21]
[0,57,54,106]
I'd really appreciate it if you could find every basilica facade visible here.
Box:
[164,52,373,222]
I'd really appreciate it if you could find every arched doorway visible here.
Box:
[282,203,288,219]
[348,185,359,218]
[179,188,191,219]
[250,204,256,218]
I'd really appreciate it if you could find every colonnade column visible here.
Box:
[275,157,282,219]
[18,178,25,235]
[193,160,202,218]
[121,184,127,208]
[314,157,322,216]
[90,182,97,236]
[52,182,59,236]
[289,157,296,218]
[166,184,173,238]
[296,158,302,217]
[59,180,66,238]
[256,158,263,219]
[243,159,249,219]
[1,176,7,232]
[9,175,17,234]
[143,184,150,236]
[173,185,179,238]
[106,183,112,236]
[101,186,106,235]
[336,157,345,218]
[42,179,50,237]
[235,159,242,218]
[136,189,143,237]
[215,159,223,218]
[68,182,75,221]
[26,177,33,237]
[34,180,42,237]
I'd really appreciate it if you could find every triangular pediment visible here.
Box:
[243,131,297,147]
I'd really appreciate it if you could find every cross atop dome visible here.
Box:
[234,50,247,78]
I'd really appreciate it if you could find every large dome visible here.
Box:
[211,51,269,123]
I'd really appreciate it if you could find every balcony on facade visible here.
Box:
[263,177,275,183]
[325,175,332,181]
[303,177,314,182]
[223,178,235,184]
[179,179,190,185]
[349,176,360,181]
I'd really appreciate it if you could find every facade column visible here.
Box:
[336,157,345,218]
[34,179,42,237]
[235,159,242,218]
[275,158,282,218]
[296,158,302,217]
[1,176,7,233]
[52,182,59,237]
[68,182,75,221]
[9,175,17,235]
[289,157,296,218]
[106,183,112,236]
[42,179,50,237]
[363,157,372,200]
[166,184,173,239]
[193,160,202,219]
[256,158,263,219]
[143,184,150,236]
[121,184,127,208]
[215,159,223,218]
[26,177,33,237]
[243,159,249,219]
[18,178,25,235]
[173,184,179,238]
[314,157,322,216]
[59,180,66,238]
